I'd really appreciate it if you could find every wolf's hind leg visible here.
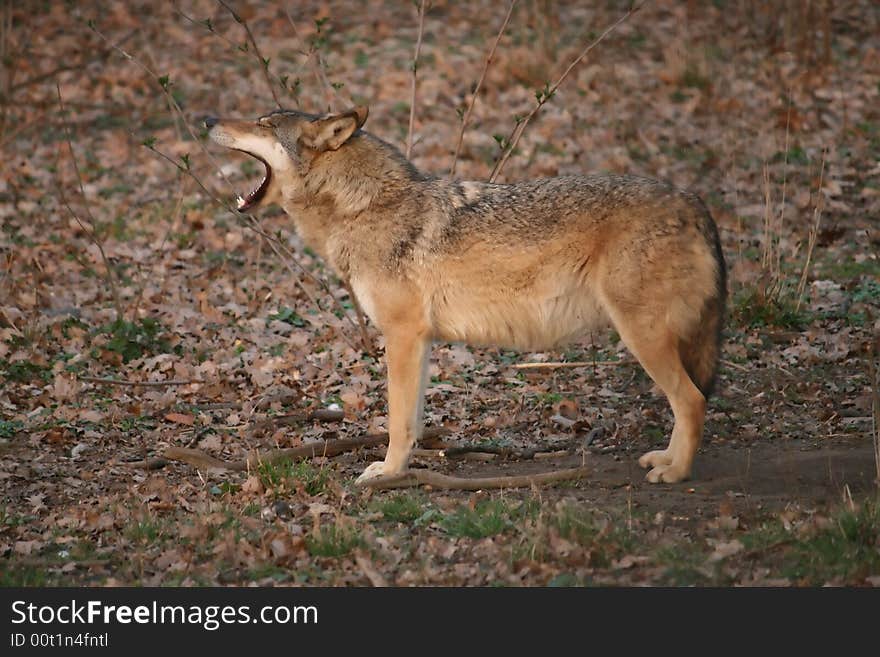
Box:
[612,322,707,483]
[355,330,430,484]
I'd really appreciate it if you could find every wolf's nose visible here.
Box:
[203,116,219,129]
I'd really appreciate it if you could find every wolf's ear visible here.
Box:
[300,106,369,152]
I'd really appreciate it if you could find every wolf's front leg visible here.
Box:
[356,331,431,483]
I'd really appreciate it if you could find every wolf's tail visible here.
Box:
[681,210,727,398]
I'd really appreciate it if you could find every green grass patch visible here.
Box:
[1,359,50,383]
[739,501,880,585]
[733,288,812,330]
[256,459,328,496]
[268,306,307,327]
[852,278,880,304]
[535,392,564,406]
[0,563,50,586]
[783,502,880,584]
[655,544,716,586]
[440,498,537,539]
[680,66,711,90]
[92,317,171,363]
[772,144,810,165]
[247,563,293,583]
[125,516,171,545]
[305,524,362,557]
[0,419,25,438]
[371,491,428,523]
[818,257,880,280]
[517,505,634,566]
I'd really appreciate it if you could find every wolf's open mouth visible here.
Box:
[234,149,271,212]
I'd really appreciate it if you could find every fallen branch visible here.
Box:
[250,408,344,431]
[356,465,591,490]
[161,427,450,472]
[134,457,170,471]
[163,446,231,471]
[442,440,575,461]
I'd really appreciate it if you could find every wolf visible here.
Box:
[205,106,726,484]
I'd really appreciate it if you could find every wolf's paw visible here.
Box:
[645,463,690,484]
[638,449,673,470]
[355,461,389,485]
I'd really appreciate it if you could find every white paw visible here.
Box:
[645,463,690,484]
[638,449,673,470]
[355,461,388,484]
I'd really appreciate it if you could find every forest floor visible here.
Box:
[1,0,879,586]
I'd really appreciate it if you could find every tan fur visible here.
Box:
[207,107,727,484]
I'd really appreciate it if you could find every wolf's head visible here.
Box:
[205,106,369,212]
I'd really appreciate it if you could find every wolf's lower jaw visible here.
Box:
[234,152,272,211]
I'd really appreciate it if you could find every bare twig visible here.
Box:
[244,219,362,354]
[283,10,339,112]
[178,6,302,105]
[489,3,642,182]
[760,163,774,274]
[343,280,374,354]
[720,358,750,372]
[87,19,377,353]
[795,150,828,311]
[512,359,631,370]
[128,174,187,321]
[142,142,364,354]
[87,21,233,188]
[405,0,427,160]
[216,0,282,108]
[449,0,517,177]
[79,376,204,387]
[867,330,880,486]
[55,83,124,322]
[0,0,14,137]
[776,88,793,287]
[356,465,591,490]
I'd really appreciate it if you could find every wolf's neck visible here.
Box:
[299,133,429,216]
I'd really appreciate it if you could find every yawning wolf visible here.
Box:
[206,106,726,484]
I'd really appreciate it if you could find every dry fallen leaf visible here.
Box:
[709,540,744,562]
[164,412,195,426]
